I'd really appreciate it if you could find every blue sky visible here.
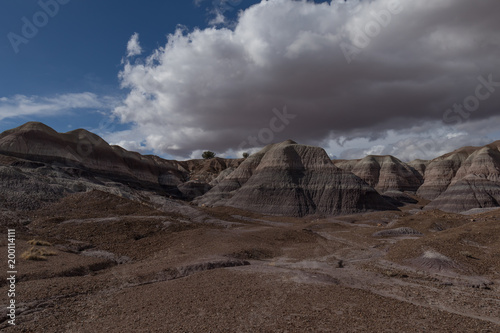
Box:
[0,0,257,134]
[1,0,500,160]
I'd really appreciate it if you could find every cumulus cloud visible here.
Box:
[195,0,240,27]
[208,10,227,26]
[0,93,114,122]
[331,119,495,162]
[113,0,500,159]
[126,33,143,57]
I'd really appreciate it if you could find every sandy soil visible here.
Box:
[1,191,499,332]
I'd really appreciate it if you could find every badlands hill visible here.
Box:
[422,141,500,213]
[194,140,396,216]
[332,142,500,213]
[1,122,500,214]
[0,122,241,204]
[333,155,423,193]
[333,155,424,207]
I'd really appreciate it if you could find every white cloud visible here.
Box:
[363,145,386,156]
[208,10,226,26]
[113,0,500,159]
[327,117,500,162]
[126,33,143,58]
[0,92,115,122]
[197,0,241,27]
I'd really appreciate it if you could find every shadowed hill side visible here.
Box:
[0,122,239,199]
[195,140,396,217]
[407,159,429,181]
[0,122,181,179]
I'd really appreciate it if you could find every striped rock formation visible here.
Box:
[416,146,475,200]
[334,155,423,194]
[195,140,396,216]
[424,142,500,212]
[407,159,429,179]
[0,122,239,199]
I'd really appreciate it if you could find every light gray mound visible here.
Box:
[373,227,423,237]
[0,165,67,210]
[81,249,132,265]
[412,250,460,272]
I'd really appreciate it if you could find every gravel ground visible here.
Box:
[1,191,499,332]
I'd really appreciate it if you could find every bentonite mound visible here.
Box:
[452,145,500,183]
[411,250,461,272]
[424,144,500,213]
[195,140,396,217]
[416,146,479,200]
[334,155,423,193]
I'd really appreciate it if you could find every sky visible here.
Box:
[1,0,500,161]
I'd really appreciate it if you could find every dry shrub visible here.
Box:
[28,239,53,246]
[21,247,57,261]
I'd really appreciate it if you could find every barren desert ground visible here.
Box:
[2,190,499,332]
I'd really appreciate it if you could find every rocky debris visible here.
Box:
[334,155,423,193]
[195,140,396,217]
[80,249,132,265]
[0,165,67,210]
[0,161,155,211]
